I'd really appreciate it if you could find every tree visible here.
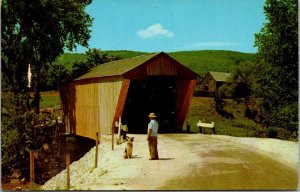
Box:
[1,0,93,113]
[254,0,298,131]
[1,0,93,179]
[41,64,70,90]
[2,93,37,174]
[228,61,260,119]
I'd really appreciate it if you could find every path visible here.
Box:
[79,134,298,190]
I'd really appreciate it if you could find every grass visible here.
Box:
[54,50,148,71]
[40,96,60,109]
[54,53,88,71]
[185,97,261,137]
[103,50,148,58]
[54,50,255,75]
[40,91,60,109]
[169,50,255,76]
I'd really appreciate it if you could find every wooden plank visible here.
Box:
[113,79,130,130]
[29,150,35,184]
[66,153,70,190]
[146,54,177,76]
[176,79,197,130]
[95,132,99,168]
[71,77,123,139]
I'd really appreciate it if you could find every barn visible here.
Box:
[60,52,198,140]
[199,71,231,95]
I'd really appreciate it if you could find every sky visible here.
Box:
[73,0,266,54]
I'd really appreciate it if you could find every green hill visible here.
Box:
[54,50,147,71]
[103,50,148,59]
[169,50,255,76]
[54,53,88,71]
[55,50,256,75]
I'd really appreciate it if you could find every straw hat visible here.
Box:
[148,112,157,118]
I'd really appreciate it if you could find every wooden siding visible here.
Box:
[146,54,177,76]
[199,73,217,93]
[123,64,147,80]
[98,77,123,135]
[176,79,197,130]
[75,83,100,139]
[60,83,76,134]
[61,76,123,140]
[113,79,131,130]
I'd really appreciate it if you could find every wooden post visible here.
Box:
[117,117,121,141]
[186,121,190,133]
[95,132,99,168]
[55,117,58,144]
[66,153,70,190]
[112,126,114,151]
[29,150,35,184]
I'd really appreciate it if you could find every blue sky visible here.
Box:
[74,0,266,53]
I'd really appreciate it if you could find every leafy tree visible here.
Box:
[214,84,234,119]
[228,61,260,119]
[254,0,298,131]
[48,64,70,90]
[2,92,58,179]
[230,61,254,100]
[2,93,37,174]
[1,0,93,113]
[40,64,70,90]
[1,0,93,179]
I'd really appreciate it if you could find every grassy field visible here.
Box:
[54,50,255,75]
[169,50,255,76]
[54,50,147,71]
[54,53,88,71]
[40,91,61,109]
[186,97,261,137]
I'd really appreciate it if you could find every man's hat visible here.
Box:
[148,112,157,118]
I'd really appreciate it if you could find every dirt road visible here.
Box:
[42,134,298,190]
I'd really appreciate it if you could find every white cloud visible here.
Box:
[137,23,174,39]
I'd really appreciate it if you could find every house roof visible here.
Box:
[75,53,159,80]
[209,71,231,82]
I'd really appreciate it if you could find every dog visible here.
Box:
[123,137,134,159]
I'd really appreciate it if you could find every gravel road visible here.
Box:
[42,133,298,190]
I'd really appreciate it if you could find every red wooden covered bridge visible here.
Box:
[60,52,198,140]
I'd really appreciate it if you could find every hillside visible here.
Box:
[54,50,147,71]
[169,50,255,75]
[54,50,255,75]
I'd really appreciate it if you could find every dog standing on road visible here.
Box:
[123,137,134,159]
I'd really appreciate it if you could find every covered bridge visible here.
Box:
[60,52,198,140]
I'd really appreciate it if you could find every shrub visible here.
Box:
[1,93,52,179]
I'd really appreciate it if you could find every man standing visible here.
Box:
[147,112,159,160]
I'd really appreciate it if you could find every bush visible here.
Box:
[1,93,52,179]
[252,125,298,141]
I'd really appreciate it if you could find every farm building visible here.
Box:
[199,71,231,95]
[60,52,198,140]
